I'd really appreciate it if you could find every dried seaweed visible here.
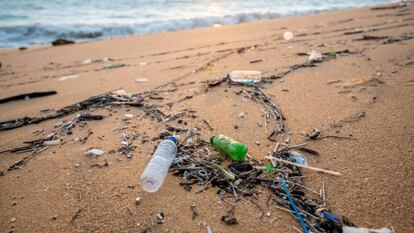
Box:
[0,91,144,131]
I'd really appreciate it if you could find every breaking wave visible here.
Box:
[0,0,394,48]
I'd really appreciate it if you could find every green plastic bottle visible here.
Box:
[210,135,248,161]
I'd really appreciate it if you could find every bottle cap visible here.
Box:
[166,135,178,144]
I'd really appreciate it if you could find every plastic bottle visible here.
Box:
[140,136,178,192]
[229,70,262,85]
[210,135,248,161]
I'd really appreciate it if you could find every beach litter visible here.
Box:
[140,136,178,192]
[156,212,165,224]
[135,78,148,83]
[59,74,79,81]
[0,35,391,232]
[82,59,92,64]
[228,70,262,85]
[210,134,247,161]
[85,148,104,158]
[308,50,323,61]
[106,63,125,69]
[283,31,294,41]
[135,197,141,206]
[343,226,393,233]
[43,139,62,146]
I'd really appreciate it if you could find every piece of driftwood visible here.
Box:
[0,91,57,104]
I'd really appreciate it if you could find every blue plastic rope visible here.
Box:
[279,178,309,233]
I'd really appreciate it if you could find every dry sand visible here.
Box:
[1,2,413,233]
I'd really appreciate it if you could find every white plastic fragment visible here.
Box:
[135,197,141,206]
[121,141,129,146]
[138,62,147,66]
[309,50,322,61]
[125,113,133,119]
[112,89,128,96]
[283,31,294,41]
[238,112,246,118]
[342,226,393,233]
[82,58,92,64]
[206,224,213,233]
[43,139,62,146]
[213,24,222,28]
[59,75,78,81]
[85,149,104,158]
[135,78,148,83]
[290,150,308,166]
[308,50,322,61]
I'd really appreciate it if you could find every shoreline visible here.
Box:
[0,1,400,50]
[0,2,413,233]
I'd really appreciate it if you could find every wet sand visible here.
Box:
[0,2,413,233]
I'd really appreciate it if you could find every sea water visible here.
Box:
[0,0,394,48]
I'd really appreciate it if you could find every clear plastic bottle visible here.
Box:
[140,136,178,192]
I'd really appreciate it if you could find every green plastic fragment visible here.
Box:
[329,51,337,57]
[265,164,274,172]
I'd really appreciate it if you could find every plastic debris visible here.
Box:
[138,62,147,66]
[343,226,393,233]
[210,134,248,161]
[140,136,178,192]
[43,139,62,146]
[206,224,213,233]
[156,212,165,224]
[290,151,308,165]
[85,149,104,158]
[308,50,322,61]
[329,51,337,57]
[120,141,129,146]
[135,197,141,206]
[106,63,125,69]
[59,75,78,81]
[279,178,309,233]
[238,112,246,118]
[283,31,294,41]
[135,78,148,83]
[112,89,128,97]
[309,128,321,139]
[125,113,133,119]
[213,24,222,28]
[82,59,92,64]
[229,70,262,85]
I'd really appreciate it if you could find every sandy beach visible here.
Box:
[1,2,413,233]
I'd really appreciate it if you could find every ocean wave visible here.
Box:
[0,6,369,47]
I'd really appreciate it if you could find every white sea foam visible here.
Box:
[0,0,394,47]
